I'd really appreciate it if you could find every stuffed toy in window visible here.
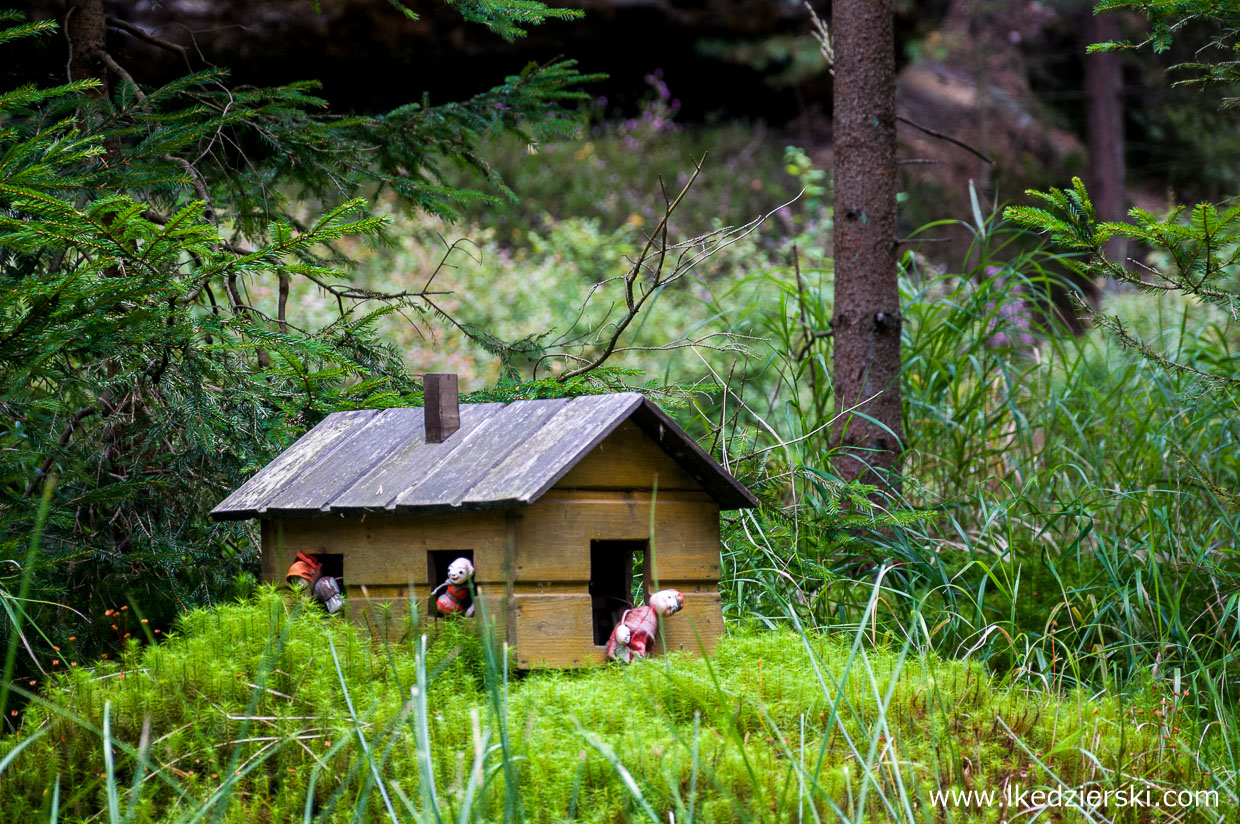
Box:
[284,551,344,614]
[432,557,475,617]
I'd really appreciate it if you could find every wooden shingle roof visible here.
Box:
[211,393,758,520]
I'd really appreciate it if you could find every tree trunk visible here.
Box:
[830,0,903,486]
[67,0,110,96]
[1085,9,1127,274]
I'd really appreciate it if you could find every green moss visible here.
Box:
[1,590,1220,822]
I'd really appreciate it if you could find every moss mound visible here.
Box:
[0,589,1218,822]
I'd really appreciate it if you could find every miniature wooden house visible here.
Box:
[211,377,758,668]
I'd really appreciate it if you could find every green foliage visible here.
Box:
[0,588,1214,822]
[619,190,1237,792]
[1093,1,1240,97]
[695,35,831,89]
[978,8,1240,726]
[0,3,596,651]
[898,263,1239,668]
[1007,1,1240,386]
[445,0,583,41]
[783,145,830,218]
[1006,177,1240,387]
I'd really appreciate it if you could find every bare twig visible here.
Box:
[421,236,480,294]
[897,115,994,164]
[105,16,191,69]
[164,154,214,224]
[736,391,882,463]
[554,157,708,380]
[552,162,799,382]
[100,51,145,104]
[277,272,289,335]
[23,407,97,499]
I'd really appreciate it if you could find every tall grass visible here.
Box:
[683,207,1240,817]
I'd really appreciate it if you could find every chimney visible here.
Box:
[424,373,460,443]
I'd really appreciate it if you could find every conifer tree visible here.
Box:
[0,2,592,635]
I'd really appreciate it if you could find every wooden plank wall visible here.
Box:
[509,490,723,668]
[262,418,727,668]
[264,511,510,639]
[508,420,723,668]
[553,420,702,491]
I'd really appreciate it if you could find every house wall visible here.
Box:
[263,510,512,638]
[261,419,727,668]
[509,489,723,668]
[507,419,724,669]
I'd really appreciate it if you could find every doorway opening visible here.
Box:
[589,540,649,645]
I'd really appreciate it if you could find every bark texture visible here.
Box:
[1085,9,1127,271]
[66,0,109,95]
[830,0,904,485]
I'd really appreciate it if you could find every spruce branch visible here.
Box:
[22,408,96,499]
[1006,177,1240,387]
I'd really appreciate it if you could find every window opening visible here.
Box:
[288,553,345,613]
[590,540,649,645]
[312,553,344,588]
[428,550,474,616]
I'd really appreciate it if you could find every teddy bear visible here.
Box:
[432,557,475,617]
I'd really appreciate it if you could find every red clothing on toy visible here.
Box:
[606,589,683,663]
[436,582,470,615]
[605,604,659,663]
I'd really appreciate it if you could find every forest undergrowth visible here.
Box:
[3,120,1239,822]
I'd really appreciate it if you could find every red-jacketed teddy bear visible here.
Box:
[432,557,475,617]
